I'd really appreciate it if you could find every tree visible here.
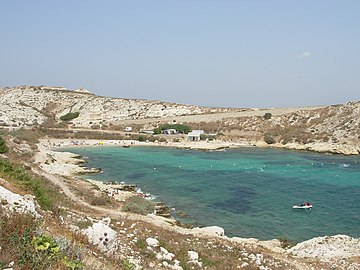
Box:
[264,113,272,120]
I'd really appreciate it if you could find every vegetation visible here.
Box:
[90,194,111,206]
[0,212,84,269]
[200,134,216,141]
[264,132,275,144]
[9,128,45,145]
[0,135,7,154]
[264,112,272,120]
[153,124,191,134]
[0,158,54,210]
[60,112,80,121]
[122,196,155,215]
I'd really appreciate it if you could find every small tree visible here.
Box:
[264,112,272,120]
[60,112,80,121]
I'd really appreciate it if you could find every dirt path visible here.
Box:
[119,106,324,125]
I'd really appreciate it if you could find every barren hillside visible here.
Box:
[0,85,359,155]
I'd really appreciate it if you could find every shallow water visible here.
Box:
[63,146,360,242]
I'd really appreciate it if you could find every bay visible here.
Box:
[63,146,360,243]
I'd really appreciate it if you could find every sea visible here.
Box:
[62,146,360,243]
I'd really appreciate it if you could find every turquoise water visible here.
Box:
[64,146,360,242]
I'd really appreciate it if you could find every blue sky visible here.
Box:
[1,1,359,107]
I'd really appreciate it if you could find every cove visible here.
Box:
[63,146,360,243]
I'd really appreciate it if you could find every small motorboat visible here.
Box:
[293,202,313,209]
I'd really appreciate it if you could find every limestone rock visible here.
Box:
[0,184,40,217]
[192,225,225,237]
[146,237,159,247]
[83,222,117,253]
[187,250,199,261]
[287,234,360,260]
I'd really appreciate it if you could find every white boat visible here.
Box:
[293,203,313,209]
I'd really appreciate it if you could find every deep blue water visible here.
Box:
[62,146,360,242]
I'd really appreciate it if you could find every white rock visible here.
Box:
[160,247,169,254]
[287,234,360,260]
[163,252,175,261]
[192,225,225,237]
[146,237,159,247]
[155,253,163,260]
[188,250,199,261]
[101,217,111,226]
[0,185,40,217]
[83,222,117,253]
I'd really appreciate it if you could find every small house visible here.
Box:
[187,130,204,141]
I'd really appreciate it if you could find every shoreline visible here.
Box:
[37,138,360,241]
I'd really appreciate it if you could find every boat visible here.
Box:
[292,202,313,209]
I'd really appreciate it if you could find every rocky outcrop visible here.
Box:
[0,182,40,217]
[83,218,118,254]
[287,234,360,260]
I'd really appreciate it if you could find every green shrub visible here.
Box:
[90,195,111,206]
[123,259,136,270]
[0,158,54,210]
[264,112,272,120]
[0,212,84,269]
[60,112,80,121]
[264,132,275,144]
[123,196,155,215]
[0,136,7,154]
[154,124,191,134]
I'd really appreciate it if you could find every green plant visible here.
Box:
[138,135,145,142]
[135,238,147,249]
[0,136,7,153]
[60,112,80,121]
[33,235,60,257]
[123,259,136,270]
[64,259,84,269]
[123,196,155,215]
[90,195,111,206]
[0,158,54,210]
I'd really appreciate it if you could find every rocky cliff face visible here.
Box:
[0,86,223,128]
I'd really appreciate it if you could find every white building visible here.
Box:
[124,127,133,132]
[187,130,204,141]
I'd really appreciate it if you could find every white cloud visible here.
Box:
[301,51,311,58]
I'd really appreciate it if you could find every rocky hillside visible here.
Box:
[215,101,360,155]
[0,86,231,128]
[1,85,359,155]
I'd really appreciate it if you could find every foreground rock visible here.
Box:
[83,219,118,254]
[287,234,360,260]
[0,181,40,217]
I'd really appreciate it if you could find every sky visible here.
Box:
[1,1,359,108]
